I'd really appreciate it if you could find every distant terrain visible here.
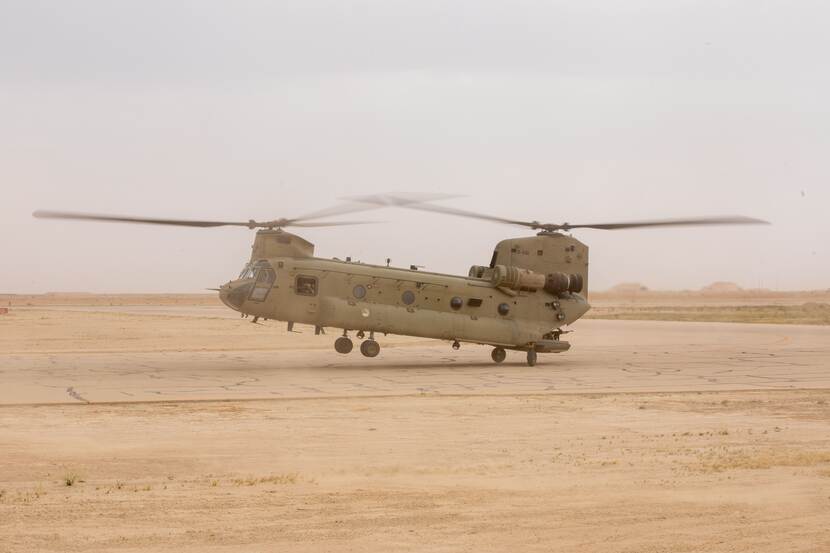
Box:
[589,284,830,325]
[0,292,218,307]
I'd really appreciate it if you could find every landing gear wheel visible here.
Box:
[334,336,353,354]
[526,349,538,367]
[491,347,506,364]
[360,339,380,358]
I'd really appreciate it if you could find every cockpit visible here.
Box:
[238,263,256,280]
[249,260,276,301]
[221,260,276,311]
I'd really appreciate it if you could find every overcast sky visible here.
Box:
[1,1,828,293]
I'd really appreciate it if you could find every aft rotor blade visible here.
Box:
[348,194,534,227]
[33,210,252,228]
[352,196,769,231]
[560,216,770,231]
[292,194,457,225]
[288,200,391,225]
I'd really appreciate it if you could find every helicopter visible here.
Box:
[34,197,767,366]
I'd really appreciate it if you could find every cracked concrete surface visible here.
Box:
[2,317,829,405]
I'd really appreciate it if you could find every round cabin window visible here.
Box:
[450,296,463,310]
[498,302,510,316]
[353,285,367,299]
[401,290,415,305]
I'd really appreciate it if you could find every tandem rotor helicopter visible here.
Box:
[34,196,767,366]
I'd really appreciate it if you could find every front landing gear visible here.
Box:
[334,335,353,354]
[360,339,380,358]
[526,349,538,367]
[491,347,506,364]
[340,330,380,358]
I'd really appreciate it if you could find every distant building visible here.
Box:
[609,282,649,294]
[701,281,742,293]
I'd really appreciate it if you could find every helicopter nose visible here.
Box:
[219,280,253,311]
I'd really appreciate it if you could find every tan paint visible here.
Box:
[492,232,590,298]
[221,230,591,351]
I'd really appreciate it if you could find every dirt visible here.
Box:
[1,294,829,552]
[2,392,829,552]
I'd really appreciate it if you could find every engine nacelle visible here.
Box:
[544,272,584,294]
[490,265,547,291]
[468,265,488,278]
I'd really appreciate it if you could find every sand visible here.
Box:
[1,295,830,552]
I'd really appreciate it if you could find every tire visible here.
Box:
[360,339,380,358]
[491,347,506,364]
[526,349,538,367]
[334,336,353,354]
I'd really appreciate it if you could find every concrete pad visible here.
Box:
[2,319,828,405]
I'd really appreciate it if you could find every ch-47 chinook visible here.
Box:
[34,198,767,366]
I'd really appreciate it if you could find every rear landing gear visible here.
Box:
[491,347,506,364]
[526,349,538,367]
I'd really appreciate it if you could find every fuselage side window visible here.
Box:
[295,275,318,297]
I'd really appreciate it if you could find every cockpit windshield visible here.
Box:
[249,260,276,302]
[238,263,255,280]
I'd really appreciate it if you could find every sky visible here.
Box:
[1,0,828,293]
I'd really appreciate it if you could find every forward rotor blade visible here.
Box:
[288,200,391,224]
[33,210,378,229]
[289,220,377,227]
[291,194,457,225]
[560,216,770,231]
[348,194,533,227]
[33,210,252,228]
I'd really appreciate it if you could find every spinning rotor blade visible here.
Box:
[280,193,459,226]
[33,210,252,228]
[288,199,404,224]
[555,215,769,231]
[354,195,769,231]
[33,203,383,229]
[348,194,529,226]
[289,220,376,227]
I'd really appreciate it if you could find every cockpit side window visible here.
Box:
[249,261,276,302]
[489,250,499,268]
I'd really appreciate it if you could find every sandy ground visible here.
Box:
[1,297,830,552]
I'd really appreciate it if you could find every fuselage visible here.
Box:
[218,230,591,350]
